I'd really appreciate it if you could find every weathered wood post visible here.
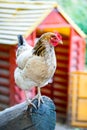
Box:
[0,96,56,130]
[0,101,36,130]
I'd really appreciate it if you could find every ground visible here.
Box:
[55,123,87,130]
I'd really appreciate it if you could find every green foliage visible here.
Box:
[56,0,87,34]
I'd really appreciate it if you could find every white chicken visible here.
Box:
[14,32,63,108]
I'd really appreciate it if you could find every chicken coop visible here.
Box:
[0,0,86,127]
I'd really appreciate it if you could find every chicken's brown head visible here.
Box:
[50,32,63,46]
[40,32,63,47]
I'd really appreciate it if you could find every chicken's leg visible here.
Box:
[24,90,37,109]
[32,87,44,108]
[38,87,44,107]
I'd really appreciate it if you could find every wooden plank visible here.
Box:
[0,35,17,40]
[0,1,57,7]
[0,3,53,9]
[0,95,9,104]
[0,0,57,5]
[0,30,24,35]
[54,98,67,104]
[0,18,38,22]
[0,13,41,18]
[78,75,87,98]
[0,9,46,14]
[16,10,48,15]
[53,84,67,90]
[0,14,13,17]
[0,39,17,45]
[0,26,28,30]
[56,106,66,112]
[0,8,16,13]
[0,22,33,26]
[77,99,87,120]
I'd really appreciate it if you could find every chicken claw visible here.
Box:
[28,101,37,109]
[32,87,44,108]
[24,91,37,109]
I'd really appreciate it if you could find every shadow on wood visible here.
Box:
[0,96,56,130]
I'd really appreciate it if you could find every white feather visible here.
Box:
[16,39,33,69]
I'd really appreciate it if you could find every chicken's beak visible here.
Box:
[59,40,63,44]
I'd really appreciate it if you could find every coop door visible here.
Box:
[68,72,87,127]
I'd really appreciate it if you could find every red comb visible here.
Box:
[54,32,62,40]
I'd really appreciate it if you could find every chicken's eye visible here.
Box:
[51,35,57,39]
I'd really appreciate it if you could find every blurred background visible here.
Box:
[0,0,87,130]
[57,0,87,68]
[44,0,87,68]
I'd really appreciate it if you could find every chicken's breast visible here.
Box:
[15,53,56,90]
[22,55,55,87]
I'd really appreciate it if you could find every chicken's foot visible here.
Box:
[32,87,44,108]
[24,90,37,109]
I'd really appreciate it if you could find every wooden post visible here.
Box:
[0,96,56,130]
[0,102,36,130]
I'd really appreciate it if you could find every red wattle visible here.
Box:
[52,42,58,47]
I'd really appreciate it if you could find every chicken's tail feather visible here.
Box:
[17,35,24,47]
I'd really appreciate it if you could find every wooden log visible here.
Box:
[0,96,56,130]
[0,101,35,130]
